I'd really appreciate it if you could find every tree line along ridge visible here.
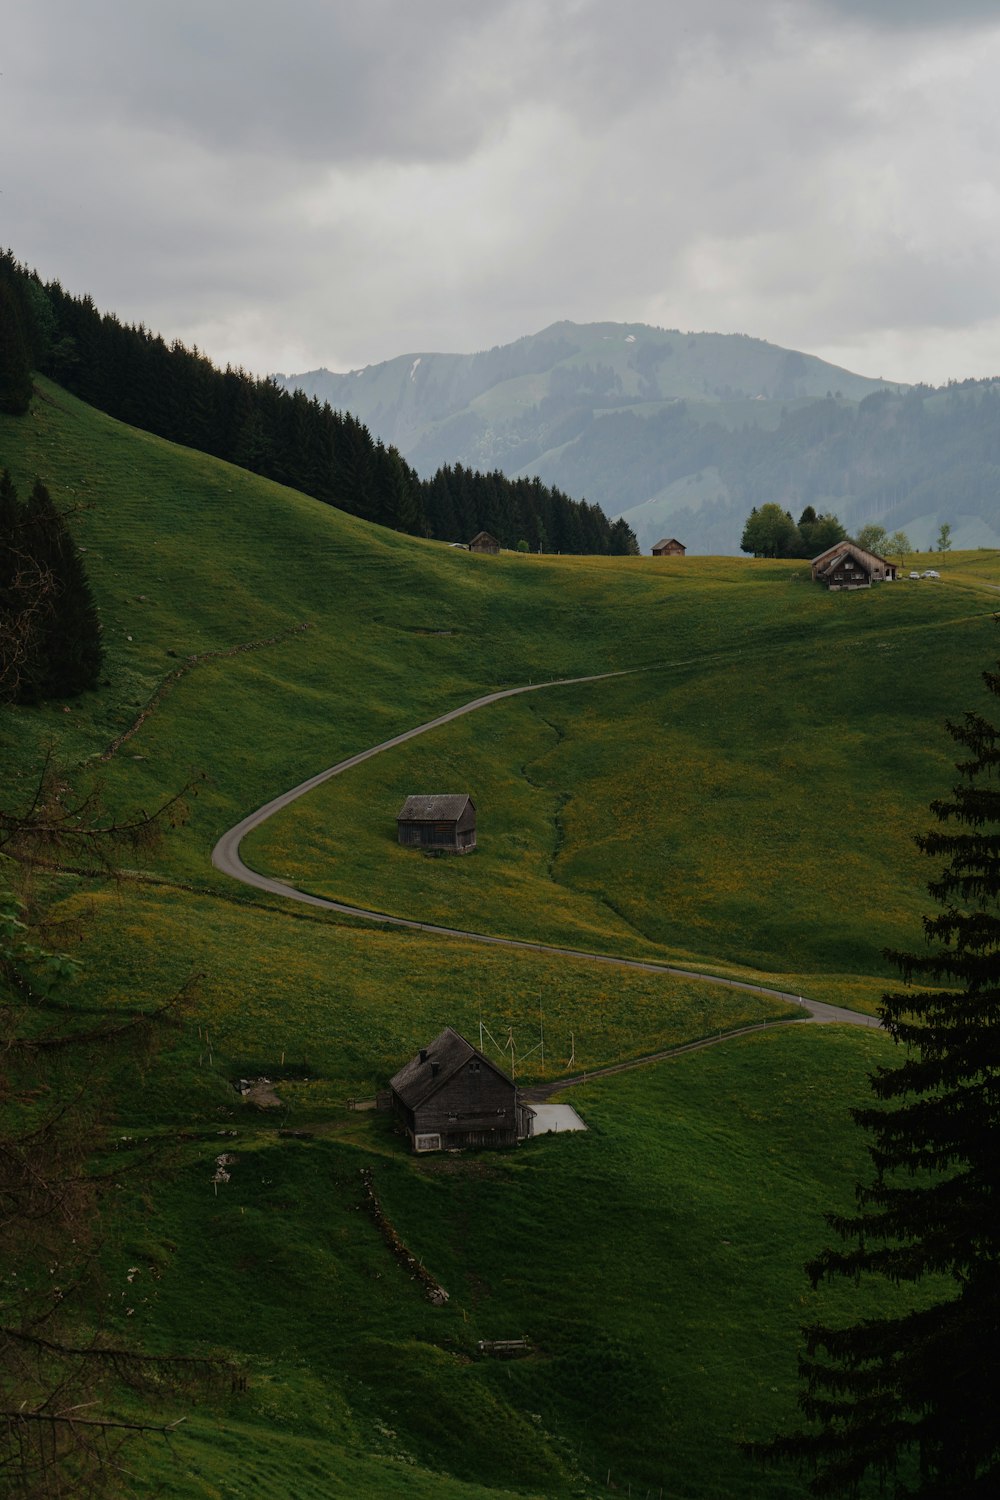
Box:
[0,252,637,557]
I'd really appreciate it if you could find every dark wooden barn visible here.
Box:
[396,794,476,853]
[651,537,686,556]
[468,530,500,554]
[811,541,897,590]
[389,1027,533,1152]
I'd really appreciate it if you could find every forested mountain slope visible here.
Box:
[280,321,1000,555]
[0,254,635,554]
[278,320,889,466]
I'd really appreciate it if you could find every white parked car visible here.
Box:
[923,569,940,578]
[909,571,921,579]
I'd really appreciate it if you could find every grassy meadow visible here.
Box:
[247,599,986,991]
[2,379,999,1496]
[111,1026,900,1500]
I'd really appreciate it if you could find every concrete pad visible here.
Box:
[529,1103,587,1136]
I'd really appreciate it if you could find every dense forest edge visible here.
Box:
[0,251,637,556]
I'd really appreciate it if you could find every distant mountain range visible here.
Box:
[277,322,1000,555]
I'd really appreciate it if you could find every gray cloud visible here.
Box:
[17,0,522,162]
[816,0,1000,29]
[4,1,1000,385]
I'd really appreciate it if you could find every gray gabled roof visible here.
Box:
[811,540,889,569]
[397,794,474,823]
[389,1026,511,1108]
[652,537,685,550]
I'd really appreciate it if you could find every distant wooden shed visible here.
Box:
[389,1027,533,1152]
[651,537,686,556]
[468,530,500,554]
[811,541,897,590]
[397,794,476,853]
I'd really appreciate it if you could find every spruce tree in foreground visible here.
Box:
[21,478,103,700]
[766,633,1000,1496]
[0,474,103,703]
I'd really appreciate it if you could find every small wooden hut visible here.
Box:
[389,1027,533,1152]
[811,541,897,590]
[651,537,686,556]
[468,530,500,554]
[396,794,476,853]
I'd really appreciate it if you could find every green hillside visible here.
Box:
[3,379,999,1497]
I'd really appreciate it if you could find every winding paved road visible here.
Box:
[212,669,879,1033]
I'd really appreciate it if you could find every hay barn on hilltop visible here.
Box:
[651,537,686,556]
[468,530,500,554]
[396,794,476,853]
[389,1027,533,1152]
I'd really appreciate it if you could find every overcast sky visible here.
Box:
[5,0,1000,385]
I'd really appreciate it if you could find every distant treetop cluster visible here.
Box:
[739,503,920,564]
[739,503,846,559]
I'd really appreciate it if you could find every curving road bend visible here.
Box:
[212,669,880,1032]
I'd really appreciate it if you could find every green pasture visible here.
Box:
[102,1025,901,1500]
[1,382,994,1496]
[57,881,798,1118]
[246,598,987,986]
[8,381,945,1010]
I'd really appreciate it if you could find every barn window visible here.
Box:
[448,1112,459,1123]
[468,1061,480,1074]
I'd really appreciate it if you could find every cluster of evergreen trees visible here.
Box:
[0,471,103,703]
[739,502,846,558]
[423,464,636,554]
[0,256,52,417]
[0,253,636,555]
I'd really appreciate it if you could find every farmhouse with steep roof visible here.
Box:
[811,541,897,590]
[389,1027,533,1152]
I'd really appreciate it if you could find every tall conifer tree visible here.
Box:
[1,477,103,703]
[767,635,1000,1496]
[22,480,103,701]
[0,469,49,700]
[0,272,34,416]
